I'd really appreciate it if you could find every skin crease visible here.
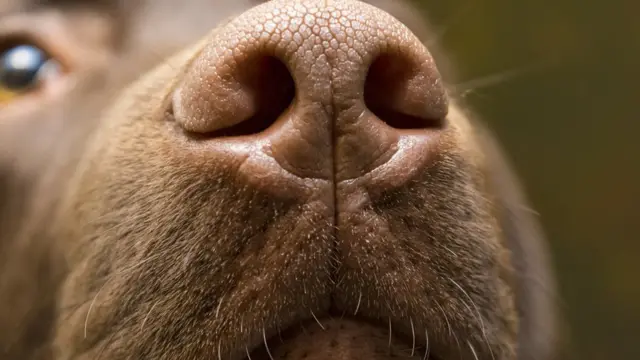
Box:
[0,0,558,360]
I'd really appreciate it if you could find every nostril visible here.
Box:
[209,56,295,138]
[175,55,295,139]
[364,53,446,130]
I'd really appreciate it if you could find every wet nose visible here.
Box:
[172,0,448,182]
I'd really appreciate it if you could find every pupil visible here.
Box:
[0,45,48,91]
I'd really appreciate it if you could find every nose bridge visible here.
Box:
[265,0,396,181]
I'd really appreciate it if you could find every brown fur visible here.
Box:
[0,1,557,359]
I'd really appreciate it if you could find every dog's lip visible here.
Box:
[235,305,448,360]
[242,313,434,360]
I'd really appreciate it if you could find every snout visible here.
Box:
[54,1,517,360]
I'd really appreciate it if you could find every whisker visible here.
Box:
[435,302,453,337]
[423,328,430,360]
[388,317,393,353]
[338,307,347,321]
[410,317,416,357]
[311,310,325,330]
[442,245,457,257]
[448,277,494,360]
[276,322,284,343]
[468,341,480,360]
[139,300,158,331]
[353,291,362,316]
[452,330,462,360]
[84,281,108,339]
[516,203,541,217]
[263,327,274,360]
[451,65,541,98]
[215,294,226,319]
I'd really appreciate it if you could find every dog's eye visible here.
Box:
[0,43,63,104]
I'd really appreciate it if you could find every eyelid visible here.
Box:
[0,13,77,73]
[0,10,115,74]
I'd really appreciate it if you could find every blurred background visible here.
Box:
[416,0,638,359]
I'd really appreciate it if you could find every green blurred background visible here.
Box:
[415,0,638,359]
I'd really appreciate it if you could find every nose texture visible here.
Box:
[172,0,448,182]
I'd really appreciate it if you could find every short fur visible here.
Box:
[0,1,557,359]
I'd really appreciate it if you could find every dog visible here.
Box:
[0,1,558,359]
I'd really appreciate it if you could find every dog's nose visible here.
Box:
[172,0,447,182]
